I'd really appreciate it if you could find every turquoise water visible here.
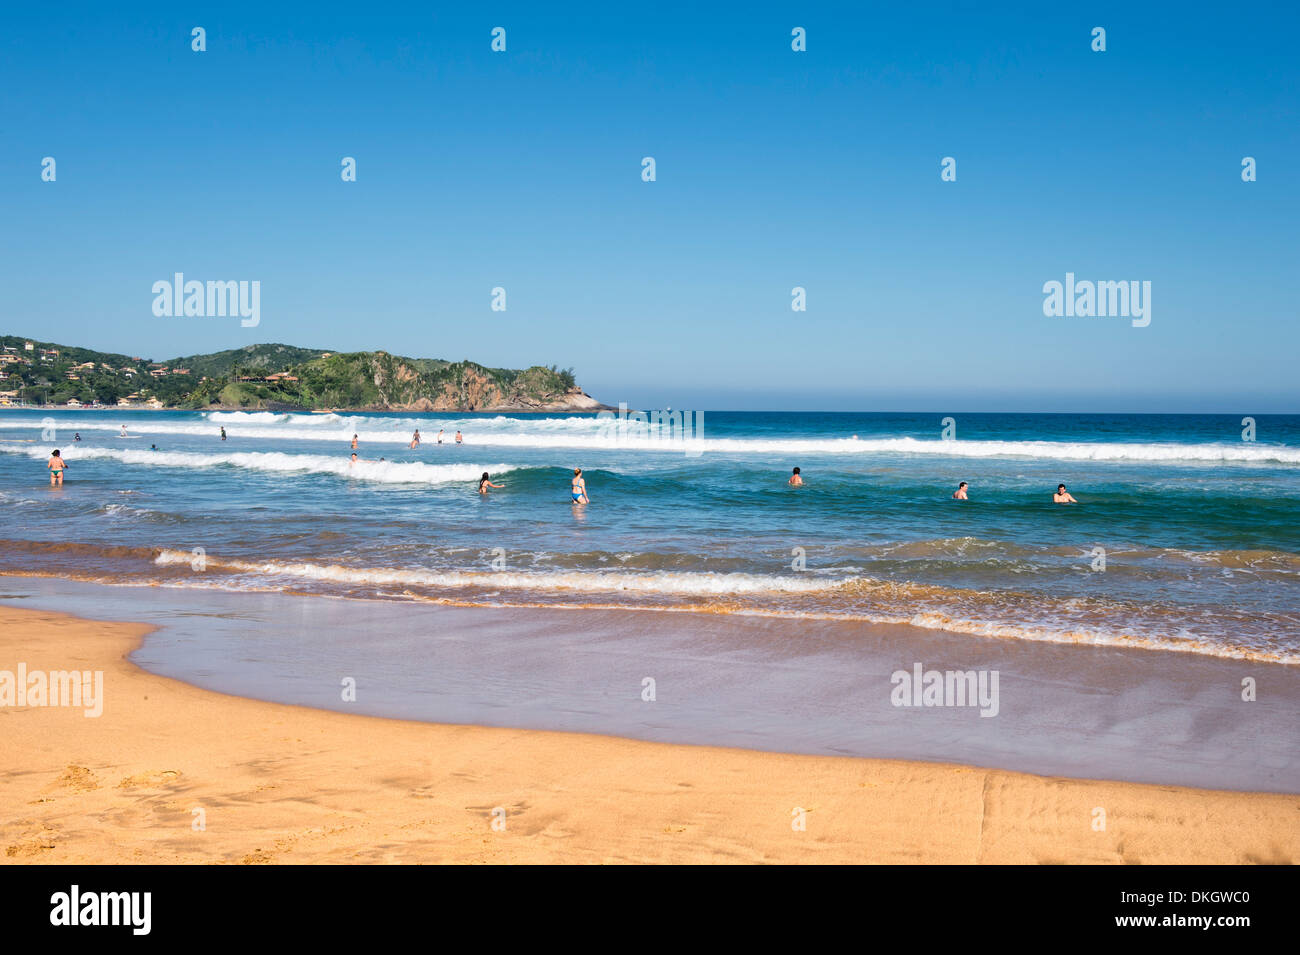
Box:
[2,409,1298,663]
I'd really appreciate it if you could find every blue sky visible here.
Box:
[1,2,1296,411]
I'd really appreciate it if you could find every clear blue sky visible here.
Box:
[2,1,1296,411]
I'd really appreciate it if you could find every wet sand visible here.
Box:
[1,604,1296,864]
[6,577,1298,793]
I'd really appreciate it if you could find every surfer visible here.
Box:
[220,427,227,441]
[47,449,67,486]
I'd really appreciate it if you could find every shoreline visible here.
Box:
[2,603,1297,864]
[6,574,1300,794]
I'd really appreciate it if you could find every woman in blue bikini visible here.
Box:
[571,468,589,504]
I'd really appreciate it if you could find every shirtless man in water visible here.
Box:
[1053,483,1078,503]
[953,481,968,499]
[788,467,803,487]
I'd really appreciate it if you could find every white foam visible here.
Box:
[4,414,1296,463]
[152,549,844,595]
[0,445,518,485]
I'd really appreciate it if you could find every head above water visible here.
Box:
[574,468,582,476]
[1058,484,1067,491]
[481,472,490,482]
[52,449,60,457]
[959,481,967,488]
[792,467,800,475]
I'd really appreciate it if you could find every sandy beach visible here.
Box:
[2,604,1296,865]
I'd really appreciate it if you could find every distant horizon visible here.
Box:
[3,329,1296,416]
[5,330,1294,415]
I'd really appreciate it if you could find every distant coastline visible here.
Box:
[0,335,613,413]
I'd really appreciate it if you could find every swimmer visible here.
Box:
[478,471,505,495]
[571,468,589,504]
[150,444,159,451]
[73,433,82,442]
[351,434,358,450]
[47,449,67,486]
[953,481,968,500]
[455,430,463,445]
[788,467,803,487]
[220,427,227,441]
[349,452,359,467]
[410,429,421,449]
[1053,483,1078,504]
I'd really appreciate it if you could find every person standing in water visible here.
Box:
[220,427,227,441]
[953,481,968,500]
[455,430,463,445]
[350,434,358,450]
[410,429,421,449]
[119,425,128,437]
[1053,483,1078,503]
[436,429,444,444]
[47,449,67,486]
[478,472,505,495]
[788,467,803,487]
[571,468,589,504]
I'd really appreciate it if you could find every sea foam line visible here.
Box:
[0,445,516,485]
[152,549,845,595]
[4,416,1296,464]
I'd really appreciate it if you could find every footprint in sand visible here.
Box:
[116,769,182,789]
[45,765,99,793]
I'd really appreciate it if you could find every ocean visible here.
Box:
[2,409,1298,665]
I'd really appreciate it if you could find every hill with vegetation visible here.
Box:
[0,336,607,412]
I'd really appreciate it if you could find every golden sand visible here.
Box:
[1,606,1296,864]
